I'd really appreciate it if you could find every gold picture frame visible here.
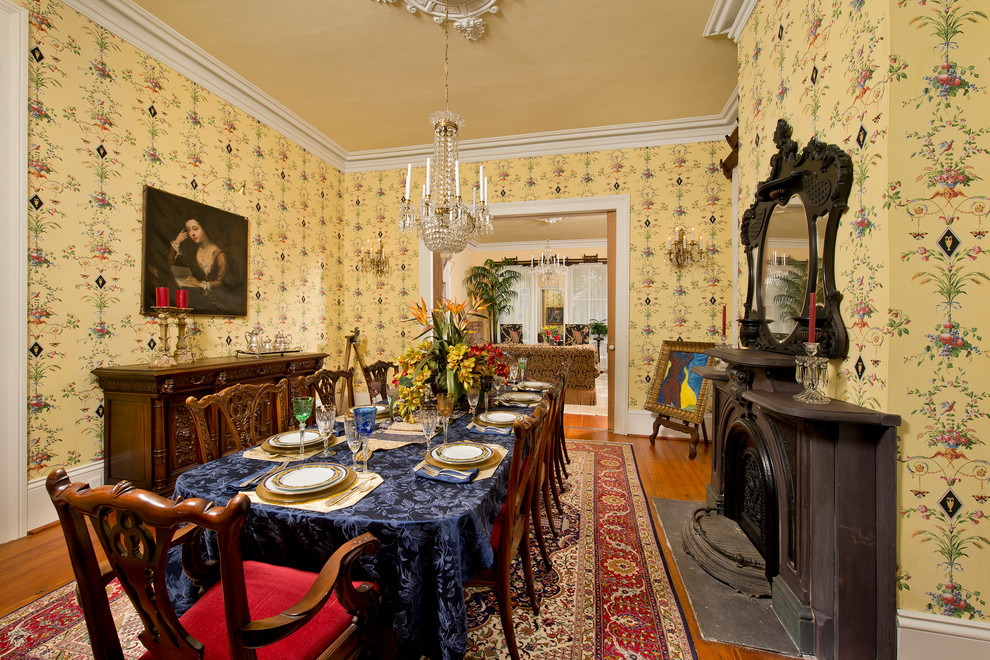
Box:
[644,339,716,458]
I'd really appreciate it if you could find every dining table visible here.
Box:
[169,408,525,660]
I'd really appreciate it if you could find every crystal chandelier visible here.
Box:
[532,218,566,285]
[399,9,492,259]
[359,236,390,277]
[665,226,709,270]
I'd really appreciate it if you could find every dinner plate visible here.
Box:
[500,391,541,404]
[429,442,494,466]
[265,463,349,494]
[477,411,522,427]
[267,430,323,448]
[517,380,551,391]
[349,403,390,419]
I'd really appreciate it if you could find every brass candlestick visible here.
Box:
[794,342,830,404]
[150,306,177,368]
[173,309,194,364]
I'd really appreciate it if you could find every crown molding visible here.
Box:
[704,0,757,42]
[64,1,739,175]
[469,238,608,253]
[347,90,740,172]
[63,0,349,170]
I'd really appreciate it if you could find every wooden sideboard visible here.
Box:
[92,352,327,494]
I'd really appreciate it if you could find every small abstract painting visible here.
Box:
[644,340,716,424]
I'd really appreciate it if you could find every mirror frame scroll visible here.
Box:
[738,119,853,359]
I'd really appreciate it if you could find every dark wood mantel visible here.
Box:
[699,346,900,660]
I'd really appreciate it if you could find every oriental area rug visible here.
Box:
[0,441,694,660]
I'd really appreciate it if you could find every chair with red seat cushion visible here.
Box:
[46,468,381,660]
[471,397,550,660]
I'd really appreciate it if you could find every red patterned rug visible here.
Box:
[0,441,694,659]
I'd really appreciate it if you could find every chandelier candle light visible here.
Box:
[665,225,709,270]
[359,236,390,277]
[399,10,493,258]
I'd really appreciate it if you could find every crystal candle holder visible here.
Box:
[794,342,830,404]
[150,306,177,368]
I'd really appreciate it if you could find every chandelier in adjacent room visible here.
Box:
[532,217,566,285]
[399,7,493,259]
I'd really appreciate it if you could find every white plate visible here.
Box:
[265,463,347,494]
[430,442,494,465]
[349,404,390,418]
[501,391,541,403]
[268,430,323,447]
[518,380,551,391]
[478,411,521,426]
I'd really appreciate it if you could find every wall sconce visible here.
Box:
[359,236,390,277]
[665,226,709,270]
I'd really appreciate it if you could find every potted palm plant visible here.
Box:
[465,259,522,343]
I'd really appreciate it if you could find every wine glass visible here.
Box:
[517,357,528,380]
[418,403,438,456]
[344,417,361,472]
[291,396,314,457]
[467,384,481,421]
[353,406,377,474]
[493,375,506,405]
[436,393,454,449]
[509,363,519,383]
[315,404,335,457]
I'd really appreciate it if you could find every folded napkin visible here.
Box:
[226,461,291,492]
[498,400,537,408]
[413,462,478,483]
[466,421,513,435]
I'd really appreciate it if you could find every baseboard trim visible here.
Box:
[625,409,713,440]
[897,609,990,658]
[27,461,104,532]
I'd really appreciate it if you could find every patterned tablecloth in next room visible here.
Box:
[171,416,516,660]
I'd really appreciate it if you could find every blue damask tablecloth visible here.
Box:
[171,416,515,660]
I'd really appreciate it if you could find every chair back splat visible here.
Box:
[185,378,290,463]
[46,468,381,660]
[362,360,396,404]
[303,368,354,413]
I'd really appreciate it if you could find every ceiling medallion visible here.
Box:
[375,0,499,40]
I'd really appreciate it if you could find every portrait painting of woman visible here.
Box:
[141,186,248,316]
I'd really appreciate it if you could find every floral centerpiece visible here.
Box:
[393,297,508,418]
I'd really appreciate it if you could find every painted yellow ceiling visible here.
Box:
[128,0,738,153]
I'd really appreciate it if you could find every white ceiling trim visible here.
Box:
[64,0,349,170]
[347,90,739,173]
[704,0,757,42]
[64,0,739,175]
[468,238,608,253]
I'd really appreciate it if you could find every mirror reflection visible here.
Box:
[761,199,809,341]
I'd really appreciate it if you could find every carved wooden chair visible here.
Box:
[361,360,396,404]
[185,379,290,464]
[46,468,381,660]
[470,398,551,660]
[302,368,354,415]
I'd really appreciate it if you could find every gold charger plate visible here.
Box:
[499,391,541,404]
[348,404,390,419]
[261,431,326,455]
[255,465,356,504]
[425,443,503,471]
[475,411,523,428]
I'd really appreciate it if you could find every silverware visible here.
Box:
[421,465,470,479]
[239,460,289,488]
[325,479,376,507]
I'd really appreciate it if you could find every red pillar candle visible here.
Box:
[175,289,188,309]
[155,287,169,307]
[808,292,816,343]
[721,305,727,338]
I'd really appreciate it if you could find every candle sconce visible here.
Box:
[665,226,709,271]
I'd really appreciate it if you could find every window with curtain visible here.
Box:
[499,266,532,342]
[567,263,607,324]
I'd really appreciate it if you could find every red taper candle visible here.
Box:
[808,292,816,343]
[722,305,727,338]
[155,287,169,307]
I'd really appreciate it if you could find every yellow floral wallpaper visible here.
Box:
[739,0,990,621]
[21,0,734,485]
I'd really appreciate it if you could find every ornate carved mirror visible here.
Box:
[739,119,852,358]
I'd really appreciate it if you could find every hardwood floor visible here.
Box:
[0,415,788,660]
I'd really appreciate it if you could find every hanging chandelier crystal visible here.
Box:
[399,8,493,259]
[531,217,566,285]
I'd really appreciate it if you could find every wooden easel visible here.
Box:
[340,327,368,409]
[648,414,709,460]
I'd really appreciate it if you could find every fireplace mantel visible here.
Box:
[699,347,900,660]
